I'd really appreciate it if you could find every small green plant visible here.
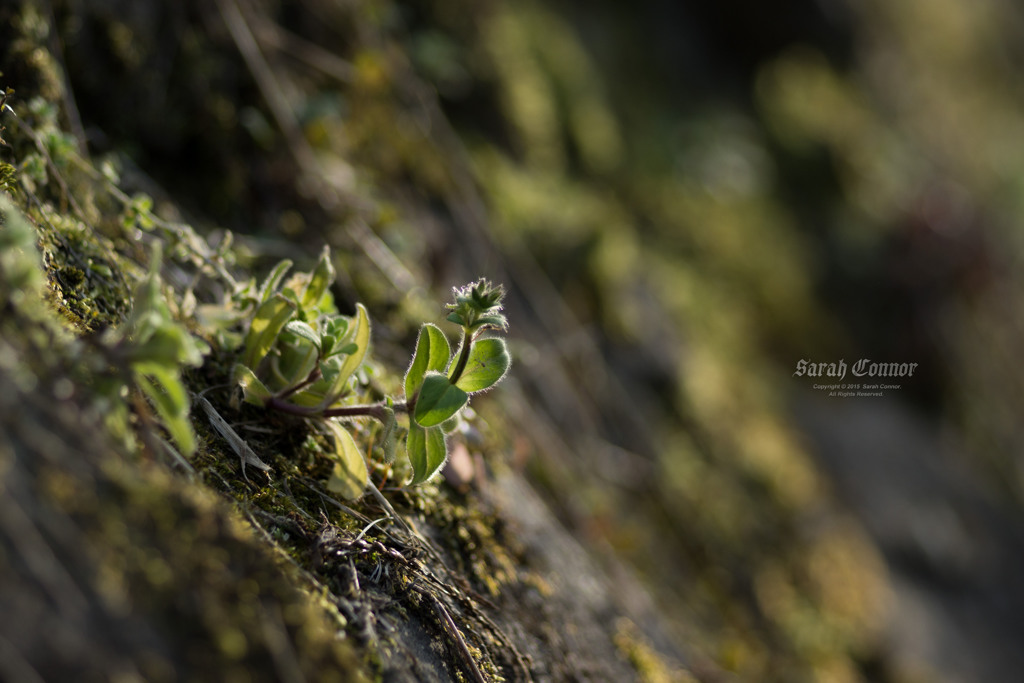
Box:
[1,190,206,460]
[104,245,210,458]
[231,247,510,497]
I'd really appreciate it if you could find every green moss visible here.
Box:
[0,162,16,193]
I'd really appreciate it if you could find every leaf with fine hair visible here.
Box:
[324,420,368,499]
[404,323,451,398]
[242,293,297,369]
[413,372,468,427]
[273,330,320,390]
[453,337,510,392]
[317,303,370,409]
[320,333,338,356]
[334,342,358,356]
[283,320,321,349]
[407,423,447,484]
[474,314,508,332]
[257,259,293,304]
[378,404,399,463]
[302,246,335,310]
[323,316,349,338]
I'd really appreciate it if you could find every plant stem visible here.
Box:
[276,365,321,400]
[448,327,473,385]
[322,402,403,421]
[265,395,408,423]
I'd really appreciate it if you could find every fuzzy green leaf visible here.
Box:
[257,259,293,303]
[378,405,399,463]
[284,320,321,349]
[324,316,349,337]
[274,335,319,388]
[320,333,338,356]
[318,303,370,408]
[413,372,468,427]
[474,314,508,332]
[453,337,510,392]
[302,246,335,310]
[232,363,272,406]
[338,304,370,381]
[404,323,451,398]
[242,293,297,369]
[324,420,368,499]
[334,342,358,356]
[135,365,195,457]
[406,423,448,484]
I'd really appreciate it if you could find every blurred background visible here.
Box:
[8,0,1024,679]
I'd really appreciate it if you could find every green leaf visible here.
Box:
[338,304,371,382]
[129,324,205,367]
[324,316,349,337]
[406,423,448,485]
[123,245,170,333]
[232,364,272,406]
[242,293,297,369]
[324,420,368,499]
[378,405,398,463]
[318,303,370,408]
[274,335,319,388]
[268,354,299,392]
[119,245,208,368]
[257,259,293,303]
[404,323,451,398]
[320,333,337,356]
[135,365,195,457]
[283,320,321,349]
[453,337,510,392]
[279,286,301,309]
[302,246,335,310]
[0,194,44,295]
[413,372,468,427]
[334,342,359,356]
[474,314,508,332]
